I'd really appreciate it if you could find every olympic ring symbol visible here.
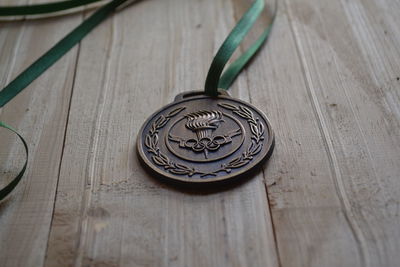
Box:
[183,135,229,152]
[168,128,241,158]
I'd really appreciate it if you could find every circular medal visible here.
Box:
[137,91,274,183]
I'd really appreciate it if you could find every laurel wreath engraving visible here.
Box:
[144,103,265,178]
[214,103,265,175]
[145,107,207,177]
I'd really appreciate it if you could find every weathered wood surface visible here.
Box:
[1,0,399,266]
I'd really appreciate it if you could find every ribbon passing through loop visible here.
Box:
[204,0,277,96]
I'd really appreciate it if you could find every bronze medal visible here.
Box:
[0,0,277,198]
[137,91,274,183]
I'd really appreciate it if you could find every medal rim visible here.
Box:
[137,94,275,183]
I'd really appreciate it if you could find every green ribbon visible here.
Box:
[0,0,128,201]
[0,0,104,16]
[205,0,276,96]
[0,0,129,108]
[0,0,276,200]
[0,122,28,200]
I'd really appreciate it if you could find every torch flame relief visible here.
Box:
[168,110,241,159]
[185,110,223,139]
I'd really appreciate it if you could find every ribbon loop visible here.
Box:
[0,122,28,201]
[204,0,276,96]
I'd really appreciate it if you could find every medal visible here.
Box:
[137,91,274,183]
[137,0,276,184]
[0,0,276,198]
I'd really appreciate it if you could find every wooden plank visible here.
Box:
[0,2,82,265]
[289,0,400,265]
[45,0,279,266]
[227,0,363,266]
[259,0,400,266]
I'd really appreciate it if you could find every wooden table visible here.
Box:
[1,0,399,266]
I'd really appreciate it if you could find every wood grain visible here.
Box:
[0,0,399,266]
[0,1,83,266]
[280,0,400,266]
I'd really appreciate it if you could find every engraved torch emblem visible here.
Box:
[168,110,241,158]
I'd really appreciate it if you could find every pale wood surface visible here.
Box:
[1,0,399,266]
